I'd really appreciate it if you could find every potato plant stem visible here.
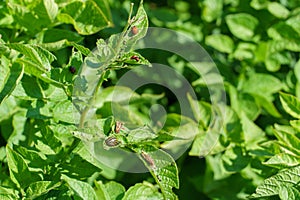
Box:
[69,2,136,154]
[78,70,106,129]
[78,3,134,129]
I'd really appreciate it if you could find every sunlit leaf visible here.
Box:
[0,63,23,104]
[280,92,300,119]
[6,146,40,188]
[263,153,300,169]
[53,100,80,124]
[267,2,290,19]
[205,34,234,53]
[279,186,300,200]
[26,181,61,199]
[95,181,125,200]
[123,183,163,200]
[61,174,97,200]
[57,0,112,35]
[225,13,258,41]
[7,0,58,34]
[200,0,223,22]
[250,165,300,198]
[273,129,300,156]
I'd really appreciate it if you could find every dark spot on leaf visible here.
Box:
[141,151,156,169]
[69,66,76,74]
[157,175,162,181]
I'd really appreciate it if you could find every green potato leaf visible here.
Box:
[6,146,40,189]
[123,183,163,200]
[57,0,112,35]
[280,92,300,119]
[61,174,97,200]
[205,34,234,53]
[225,13,258,41]
[0,62,23,104]
[250,165,300,198]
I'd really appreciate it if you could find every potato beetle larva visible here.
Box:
[141,151,156,170]
[115,121,123,133]
[130,55,140,62]
[131,26,138,35]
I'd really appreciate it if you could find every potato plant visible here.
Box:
[0,0,300,200]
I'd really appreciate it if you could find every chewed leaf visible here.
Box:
[127,126,157,143]
[104,1,149,58]
[70,42,91,56]
[73,1,149,112]
[138,149,179,200]
[127,0,148,44]
[72,131,102,142]
[118,52,151,67]
[73,117,117,142]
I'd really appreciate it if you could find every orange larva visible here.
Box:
[131,26,138,35]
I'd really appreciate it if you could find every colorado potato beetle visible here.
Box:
[104,136,119,147]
